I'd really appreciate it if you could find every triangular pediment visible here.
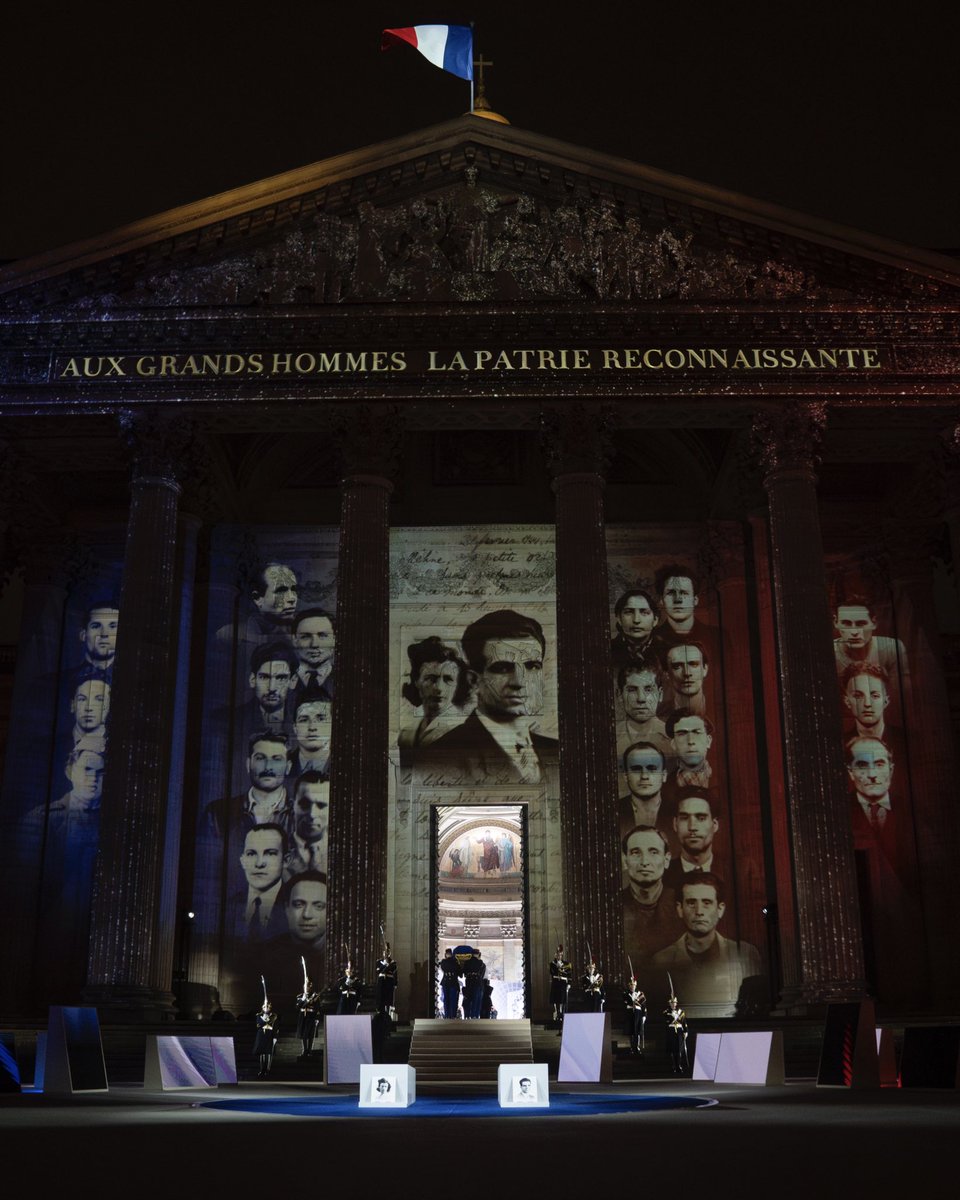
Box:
[2,116,959,313]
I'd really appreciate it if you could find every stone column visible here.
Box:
[541,404,622,985]
[0,523,87,1013]
[326,406,401,982]
[84,410,192,1020]
[883,470,960,1007]
[752,401,867,1008]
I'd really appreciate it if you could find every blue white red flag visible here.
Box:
[381,25,474,81]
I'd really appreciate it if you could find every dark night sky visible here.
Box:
[4,2,959,263]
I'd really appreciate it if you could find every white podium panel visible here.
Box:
[324,1014,373,1084]
[359,1063,416,1107]
[558,1013,612,1083]
[713,1031,784,1085]
[692,1032,722,1081]
[144,1035,237,1090]
[498,1062,549,1107]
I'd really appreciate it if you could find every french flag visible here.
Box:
[381,25,474,81]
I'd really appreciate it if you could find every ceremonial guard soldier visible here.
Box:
[623,969,647,1054]
[337,954,362,1014]
[295,957,320,1061]
[665,985,689,1074]
[549,944,572,1029]
[582,954,605,1012]
[376,939,399,1017]
[254,978,279,1078]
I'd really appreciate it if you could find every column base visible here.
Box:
[81,984,178,1023]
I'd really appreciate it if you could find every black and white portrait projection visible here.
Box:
[827,561,929,1007]
[607,529,767,1018]
[388,525,563,1019]
[10,563,123,1002]
[191,527,338,1015]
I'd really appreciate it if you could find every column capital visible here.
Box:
[117,407,196,487]
[332,404,403,483]
[751,400,828,484]
[540,403,616,480]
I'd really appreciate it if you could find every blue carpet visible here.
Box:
[205,1093,716,1118]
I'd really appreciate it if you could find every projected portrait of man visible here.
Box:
[664,709,714,798]
[833,594,908,680]
[239,641,299,734]
[618,665,671,759]
[229,823,288,941]
[845,735,913,880]
[283,772,329,876]
[78,603,120,674]
[618,742,672,844]
[610,587,659,668]
[291,608,336,700]
[204,731,293,842]
[398,636,471,769]
[663,789,722,890]
[621,825,683,965]
[69,675,111,754]
[278,870,327,951]
[421,610,557,785]
[651,565,713,658]
[289,699,332,778]
[248,562,299,638]
[653,873,761,1016]
[663,642,709,716]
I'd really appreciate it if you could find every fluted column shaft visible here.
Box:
[85,415,188,1019]
[326,407,399,981]
[755,402,867,1007]
[544,406,622,982]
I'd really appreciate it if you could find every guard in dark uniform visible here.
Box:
[254,998,279,1078]
[582,958,605,1012]
[439,948,462,1018]
[623,975,647,1054]
[549,945,572,1029]
[665,992,688,1073]
[337,959,362,1014]
[462,949,485,1019]
[295,978,320,1060]
[376,943,398,1016]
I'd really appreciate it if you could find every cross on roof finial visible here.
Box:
[473,54,494,104]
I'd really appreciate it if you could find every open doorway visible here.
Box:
[432,805,528,1018]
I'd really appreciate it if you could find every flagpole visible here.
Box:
[470,21,475,112]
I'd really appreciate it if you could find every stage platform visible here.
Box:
[3,1079,958,1198]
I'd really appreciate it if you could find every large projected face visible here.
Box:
[661,576,697,627]
[286,878,327,944]
[623,828,669,887]
[674,796,718,857]
[847,738,893,798]
[834,605,876,651]
[66,749,105,803]
[240,827,284,892]
[294,702,330,754]
[72,679,110,731]
[254,565,298,626]
[416,660,460,719]
[293,615,335,668]
[618,594,656,642]
[665,644,708,698]
[294,781,328,844]
[843,673,889,731]
[624,745,667,799]
[249,659,295,714]
[81,607,119,665]
[621,669,662,724]
[671,715,712,767]
[677,881,725,937]
[247,738,291,792]
[476,637,544,719]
